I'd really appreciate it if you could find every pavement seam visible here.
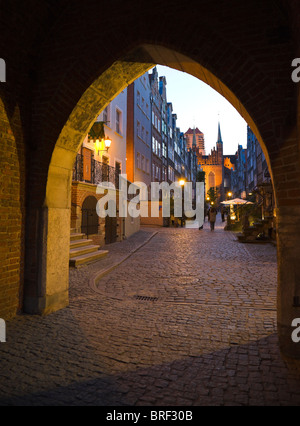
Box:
[89,230,159,294]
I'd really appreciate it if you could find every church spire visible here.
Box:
[217,121,223,144]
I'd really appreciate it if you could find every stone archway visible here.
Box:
[41,45,274,311]
[27,42,300,359]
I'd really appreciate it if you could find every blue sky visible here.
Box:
[156,65,248,156]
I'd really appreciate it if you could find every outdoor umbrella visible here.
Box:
[221,198,254,205]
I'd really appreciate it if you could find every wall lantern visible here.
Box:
[88,121,112,152]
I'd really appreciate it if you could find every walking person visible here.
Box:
[221,206,225,223]
[209,207,217,231]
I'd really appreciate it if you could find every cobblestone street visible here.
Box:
[1,217,300,406]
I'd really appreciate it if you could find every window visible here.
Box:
[141,155,145,172]
[162,167,167,182]
[156,166,159,180]
[137,121,140,138]
[137,91,140,105]
[137,152,141,169]
[116,109,122,135]
[115,161,122,175]
[162,143,167,158]
[103,106,109,124]
[146,159,150,174]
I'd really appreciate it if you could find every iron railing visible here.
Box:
[72,153,120,188]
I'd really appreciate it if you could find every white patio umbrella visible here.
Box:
[221,198,254,205]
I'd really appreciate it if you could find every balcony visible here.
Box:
[72,153,120,188]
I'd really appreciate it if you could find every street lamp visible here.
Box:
[179,179,185,227]
[227,192,233,199]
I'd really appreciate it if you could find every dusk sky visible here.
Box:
[156,65,248,156]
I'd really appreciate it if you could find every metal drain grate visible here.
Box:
[133,295,159,302]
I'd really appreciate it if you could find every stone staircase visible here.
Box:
[69,229,108,268]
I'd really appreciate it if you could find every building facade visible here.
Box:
[231,145,247,199]
[246,126,274,219]
[72,89,140,244]
[149,67,163,184]
[126,72,152,188]
[185,127,206,155]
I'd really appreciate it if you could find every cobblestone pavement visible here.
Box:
[1,216,300,406]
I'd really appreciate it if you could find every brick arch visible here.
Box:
[9,0,297,359]
[30,41,300,359]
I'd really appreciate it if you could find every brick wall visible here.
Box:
[71,182,123,246]
[0,101,25,319]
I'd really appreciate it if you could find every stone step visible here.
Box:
[69,245,101,258]
[70,239,94,249]
[70,233,86,241]
[69,250,109,268]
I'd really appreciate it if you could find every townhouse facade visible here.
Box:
[71,89,140,254]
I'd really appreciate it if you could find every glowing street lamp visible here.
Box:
[104,136,112,150]
[179,179,186,227]
[89,121,112,153]
[227,192,233,199]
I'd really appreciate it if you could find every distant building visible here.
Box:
[185,127,206,155]
[232,145,247,199]
[197,123,225,202]
[223,155,236,195]
[246,126,274,219]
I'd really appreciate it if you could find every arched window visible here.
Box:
[208,172,216,189]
